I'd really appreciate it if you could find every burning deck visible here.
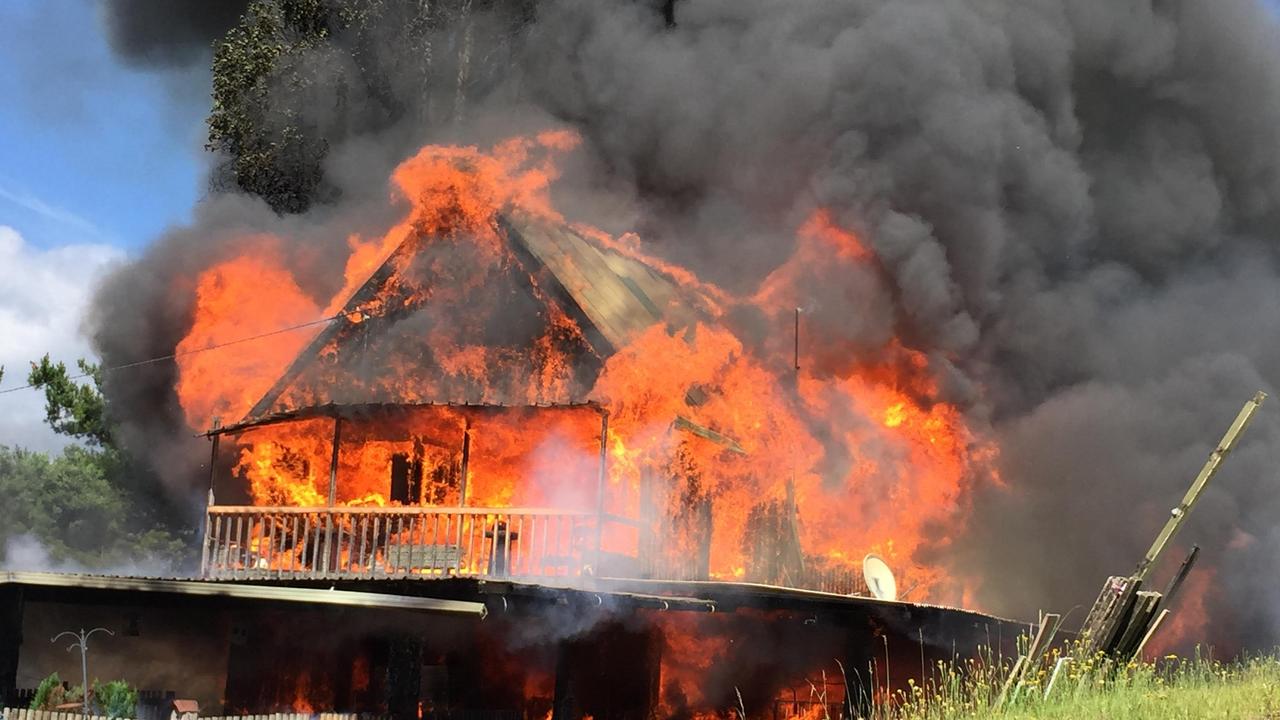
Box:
[201,399,866,595]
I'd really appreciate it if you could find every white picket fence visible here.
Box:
[205,715,365,720]
[203,712,366,717]
[3,710,112,720]
[3,710,368,720]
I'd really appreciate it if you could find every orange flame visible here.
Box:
[175,240,321,430]
[1145,565,1214,658]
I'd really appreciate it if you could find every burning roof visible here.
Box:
[243,210,711,420]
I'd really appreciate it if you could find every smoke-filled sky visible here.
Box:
[8,0,1280,654]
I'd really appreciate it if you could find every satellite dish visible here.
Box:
[862,554,898,601]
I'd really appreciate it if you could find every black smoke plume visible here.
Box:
[100,0,250,67]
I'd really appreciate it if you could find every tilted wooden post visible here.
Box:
[207,417,221,501]
[200,418,221,578]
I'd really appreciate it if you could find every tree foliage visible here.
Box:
[28,356,113,447]
[207,0,536,213]
[30,673,73,711]
[0,445,123,551]
[207,0,336,213]
[0,444,186,567]
[94,680,139,719]
[0,359,189,570]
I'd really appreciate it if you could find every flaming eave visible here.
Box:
[205,399,607,438]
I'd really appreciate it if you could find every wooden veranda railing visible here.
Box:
[201,506,598,581]
[201,506,870,595]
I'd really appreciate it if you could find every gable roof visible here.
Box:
[242,212,707,421]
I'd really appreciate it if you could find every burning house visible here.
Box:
[178,133,1017,716]
[198,205,854,592]
[186,132,987,597]
[3,134,1024,720]
[10,0,1280,713]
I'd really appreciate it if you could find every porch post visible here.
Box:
[200,418,221,578]
[594,410,609,574]
[0,585,23,707]
[458,418,471,507]
[207,417,221,501]
[323,417,342,575]
[328,417,343,506]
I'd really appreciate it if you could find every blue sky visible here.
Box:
[0,1,208,449]
[0,1,205,252]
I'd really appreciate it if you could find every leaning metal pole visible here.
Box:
[1132,390,1266,582]
[1080,390,1266,656]
[51,627,113,717]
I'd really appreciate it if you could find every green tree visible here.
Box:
[30,673,68,711]
[206,0,536,213]
[0,359,189,569]
[27,356,112,447]
[207,0,336,213]
[0,444,187,568]
[0,445,121,563]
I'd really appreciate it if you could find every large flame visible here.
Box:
[176,131,993,603]
[175,240,321,430]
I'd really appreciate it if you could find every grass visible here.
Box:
[864,649,1280,720]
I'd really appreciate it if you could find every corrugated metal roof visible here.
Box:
[581,576,1027,623]
[0,571,485,615]
[475,578,717,613]
[503,214,702,353]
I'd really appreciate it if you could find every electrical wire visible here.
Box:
[0,314,340,396]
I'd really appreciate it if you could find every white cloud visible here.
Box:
[0,225,125,451]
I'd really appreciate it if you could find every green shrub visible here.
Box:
[29,673,83,711]
[93,680,138,719]
[29,673,59,710]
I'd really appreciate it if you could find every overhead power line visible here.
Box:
[0,314,340,396]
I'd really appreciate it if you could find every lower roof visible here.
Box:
[0,571,484,616]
